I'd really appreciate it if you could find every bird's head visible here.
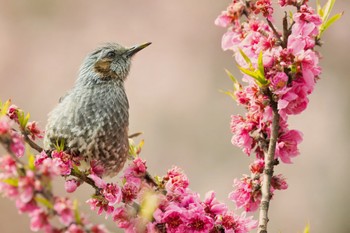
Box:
[78,42,151,84]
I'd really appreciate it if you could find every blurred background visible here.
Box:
[0,0,349,232]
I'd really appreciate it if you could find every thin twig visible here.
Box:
[23,132,159,190]
[24,134,44,152]
[257,90,280,233]
[129,132,143,139]
[144,171,158,187]
[266,18,283,46]
[282,12,289,49]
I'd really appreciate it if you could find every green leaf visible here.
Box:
[139,191,159,221]
[225,69,241,92]
[72,165,81,175]
[1,178,18,187]
[322,0,336,22]
[320,12,343,36]
[318,0,342,38]
[73,199,82,225]
[1,99,11,116]
[17,110,30,129]
[219,89,235,99]
[27,152,36,171]
[238,49,253,69]
[303,223,310,233]
[22,113,30,128]
[54,138,65,152]
[238,66,259,79]
[239,66,268,85]
[35,196,53,209]
[316,0,323,17]
[257,51,265,79]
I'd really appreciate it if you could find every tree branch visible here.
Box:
[23,133,159,190]
[257,91,280,233]
[266,18,283,47]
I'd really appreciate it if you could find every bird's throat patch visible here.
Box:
[94,59,116,79]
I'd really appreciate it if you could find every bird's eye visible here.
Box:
[106,51,116,58]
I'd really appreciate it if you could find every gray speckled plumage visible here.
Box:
[44,42,151,176]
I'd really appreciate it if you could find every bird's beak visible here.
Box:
[126,42,152,57]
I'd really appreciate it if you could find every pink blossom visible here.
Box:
[287,5,322,53]
[270,72,288,92]
[181,193,201,209]
[122,181,140,203]
[88,173,106,189]
[7,105,19,122]
[218,211,257,233]
[52,151,73,175]
[275,129,303,163]
[164,167,189,192]
[102,183,122,206]
[254,0,273,19]
[0,155,17,175]
[230,115,254,155]
[228,176,261,212]
[297,49,321,93]
[26,121,44,140]
[278,82,309,116]
[131,157,147,175]
[249,159,264,174]
[0,182,18,199]
[34,151,49,167]
[16,198,38,213]
[90,160,105,177]
[35,153,60,177]
[124,157,147,180]
[202,191,227,217]
[53,197,74,225]
[65,179,80,193]
[215,12,234,28]
[29,209,50,232]
[221,30,242,51]
[161,205,186,232]
[113,207,135,229]
[185,209,214,233]
[90,224,109,233]
[293,5,322,35]
[215,1,245,28]
[10,132,25,158]
[18,171,39,203]
[278,0,297,7]
[87,198,114,216]
[66,224,85,233]
[271,174,288,190]
[0,116,11,134]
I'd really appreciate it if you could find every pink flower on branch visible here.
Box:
[26,121,44,140]
[53,197,75,226]
[18,170,41,204]
[29,209,50,232]
[10,132,25,158]
[65,179,80,193]
[229,176,261,212]
[275,129,303,163]
[218,211,257,233]
[52,151,73,176]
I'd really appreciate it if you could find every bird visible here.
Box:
[44,42,151,177]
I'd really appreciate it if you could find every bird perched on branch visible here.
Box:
[44,42,151,177]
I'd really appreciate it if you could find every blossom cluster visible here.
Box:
[0,101,257,233]
[0,103,108,233]
[215,0,327,212]
[86,162,257,233]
